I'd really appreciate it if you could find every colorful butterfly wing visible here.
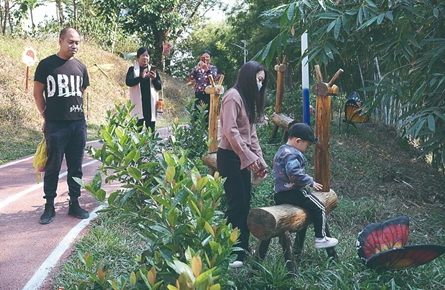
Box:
[344,99,370,124]
[366,244,445,271]
[357,215,409,263]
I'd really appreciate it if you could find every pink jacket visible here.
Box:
[218,88,267,170]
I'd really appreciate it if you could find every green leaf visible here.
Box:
[195,268,216,286]
[164,151,173,166]
[427,115,436,132]
[102,130,112,145]
[189,199,201,217]
[166,166,175,183]
[128,166,142,181]
[377,13,384,25]
[167,260,195,283]
[204,221,215,238]
[167,208,179,227]
[96,189,106,202]
[261,41,272,62]
[196,176,208,192]
[287,3,295,21]
[326,20,336,33]
[107,191,119,205]
[334,18,341,39]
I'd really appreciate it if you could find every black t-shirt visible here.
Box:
[34,54,90,121]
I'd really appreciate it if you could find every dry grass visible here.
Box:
[0,35,193,164]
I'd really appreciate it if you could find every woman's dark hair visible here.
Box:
[233,61,268,123]
[202,49,212,56]
[137,47,151,58]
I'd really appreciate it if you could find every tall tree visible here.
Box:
[257,0,445,169]
[93,0,222,71]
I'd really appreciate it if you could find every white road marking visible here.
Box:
[0,160,98,211]
[0,141,98,169]
[0,156,34,169]
[22,205,106,290]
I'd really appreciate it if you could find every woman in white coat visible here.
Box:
[125,47,162,132]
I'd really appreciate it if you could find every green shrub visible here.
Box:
[73,101,239,288]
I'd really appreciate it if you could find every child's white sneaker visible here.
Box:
[229,261,243,268]
[314,237,338,249]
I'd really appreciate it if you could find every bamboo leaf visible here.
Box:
[427,115,436,132]
[377,13,384,25]
[287,3,295,21]
[334,18,341,39]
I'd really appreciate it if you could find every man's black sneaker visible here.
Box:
[68,201,89,219]
[39,204,55,224]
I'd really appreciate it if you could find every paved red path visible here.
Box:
[0,140,123,289]
[0,127,175,289]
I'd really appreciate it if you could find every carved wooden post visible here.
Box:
[270,56,287,140]
[311,65,343,191]
[205,75,225,153]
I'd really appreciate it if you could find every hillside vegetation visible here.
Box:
[0,35,193,164]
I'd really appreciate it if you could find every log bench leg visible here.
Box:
[256,239,271,260]
[293,227,308,256]
[279,231,296,274]
[324,224,338,260]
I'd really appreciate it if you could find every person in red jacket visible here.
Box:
[188,50,219,124]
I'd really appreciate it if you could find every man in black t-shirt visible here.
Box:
[33,27,90,224]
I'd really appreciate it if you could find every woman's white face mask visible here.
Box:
[256,70,265,91]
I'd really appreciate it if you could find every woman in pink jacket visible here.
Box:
[217,61,268,268]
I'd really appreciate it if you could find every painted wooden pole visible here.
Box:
[25,66,30,92]
[274,56,286,114]
[22,47,37,93]
[301,32,310,125]
[205,75,225,153]
[311,65,343,191]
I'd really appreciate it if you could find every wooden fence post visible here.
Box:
[270,56,287,140]
[311,65,343,191]
[205,75,225,153]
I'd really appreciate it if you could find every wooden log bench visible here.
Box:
[201,152,218,172]
[247,189,338,273]
[270,112,296,141]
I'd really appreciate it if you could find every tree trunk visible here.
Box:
[2,0,9,35]
[56,0,64,24]
[247,189,338,240]
[153,29,169,71]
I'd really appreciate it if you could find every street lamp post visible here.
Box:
[231,40,248,64]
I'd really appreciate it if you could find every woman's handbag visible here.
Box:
[33,136,47,184]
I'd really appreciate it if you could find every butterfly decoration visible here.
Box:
[356,215,445,271]
[344,92,370,128]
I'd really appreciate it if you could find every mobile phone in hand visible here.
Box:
[150,65,156,72]
[200,56,206,62]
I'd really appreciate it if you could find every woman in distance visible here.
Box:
[126,47,162,132]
